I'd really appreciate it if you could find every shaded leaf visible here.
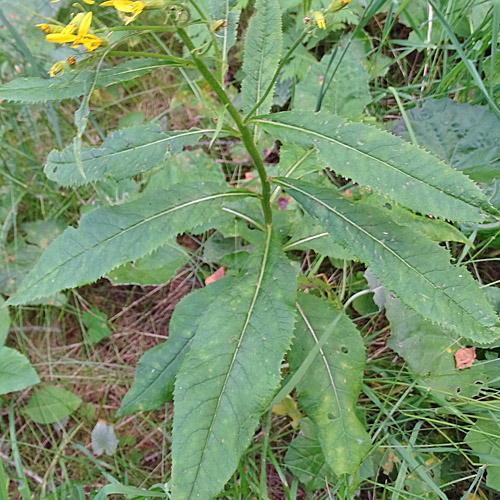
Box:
[91,421,119,457]
[83,308,113,344]
[0,298,10,346]
[171,233,297,499]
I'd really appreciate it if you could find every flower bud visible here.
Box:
[49,61,65,78]
[313,11,326,30]
[327,0,352,14]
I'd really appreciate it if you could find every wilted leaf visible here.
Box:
[91,421,119,457]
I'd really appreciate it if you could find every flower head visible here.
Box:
[45,12,102,52]
[313,11,326,30]
[51,0,95,4]
[100,0,145,24]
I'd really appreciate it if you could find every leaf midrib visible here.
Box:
[49,129,216,167]
[277,179,485,328]
[187,228,273,497]
[258,118,483,213]
[11,191,249,303]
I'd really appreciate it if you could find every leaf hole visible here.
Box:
[455,386,461,395]
[474,380,484,385]
[384,203,392,210]
[327,412,336,421]
[341,346,348,354]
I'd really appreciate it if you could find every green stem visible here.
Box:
[106,50,196,67]
[177,28,273,226]
[94,25,178,33]
[244,29,309,121]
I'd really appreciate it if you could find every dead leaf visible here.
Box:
[205,266,225,285]
[454,347,476,370]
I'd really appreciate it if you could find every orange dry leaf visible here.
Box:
[454,347,476,370]
[205,267,225,285]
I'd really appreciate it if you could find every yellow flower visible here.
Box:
[45,12,102,52]
[49,61,66,77]
[100,0,145,25]
[313,11,326,30]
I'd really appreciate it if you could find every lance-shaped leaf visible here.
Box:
[45,126,215,187]
[273,178,500,343]
[171,232,297,500]
[241,0,282,116]
[0,58,191,103]
[289,294,370,476]
[7,183,253,306]
[209,0,241,63]
[117,279,231,416]
[257,112,494,221]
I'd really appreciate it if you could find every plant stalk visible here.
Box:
[177,28,273,226]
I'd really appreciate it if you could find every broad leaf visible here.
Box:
[117,279,231,416]
[285,418,336,491]
[23,386,81,424]
[386,295,490,401]
[258,112,494,221]
[45,126,214,187]
[171,232,297,500]
[404,98,500,182]
[8,183,253,305]
[465,420,500,491]
[295,42,371,118]
[241,0,282,115]
[0,59,189,103]
[274,178,500,343]
[0,347,39,394]
[289,294,370,475]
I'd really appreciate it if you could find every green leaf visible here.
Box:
[171,232,297,500]
[241,0,282,115]
[273,177,500,343]
[0,347,39,395]
[0,59,186,103]
[277,142,326,180]
[257,112,494,221]
[294,42,371,118]
[106,241,190,286]
[23,386,81,424]
[405,98,500,182]
[7,183,253,306]
[83,307,113,344]
[289,294,370,475]
[386,295,489,401]
[465,420,500,491]
[285,417,336,491]
[117,279,231,416]
[0,298,10,346]
[45,126,214,187]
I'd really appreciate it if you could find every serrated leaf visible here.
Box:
[404,98,500,182]
[45,126,214,187]
[285,417,336,490]
[289,294,370,475]
[0,59,188,103]
[106,241,189,286]
[277,142,326,180]
[7,183,253,306]
[171,232,297,500]
[0,347,39,395]
[274,177,500,343]
[386,295,489,400]
[295,42,371,118]
[257,112,494,221]
[241,0,282,115]
[23,386,81,424]
[117,279,231,416]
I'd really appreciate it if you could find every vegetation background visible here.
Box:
[1,0,500,498]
